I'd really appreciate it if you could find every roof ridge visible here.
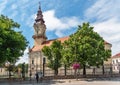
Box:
[112,53,120,58]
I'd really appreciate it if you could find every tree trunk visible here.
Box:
[55,69,58,75]
[83,64,86,76]
[64,64,67,76]
[102,61,105,75]
[9,71,11,79]
[102,65,104,75]
[110,64,113,76]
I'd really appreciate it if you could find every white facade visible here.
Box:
[28,5,47,77]
[0,67,8,76]
[112,56,120,72]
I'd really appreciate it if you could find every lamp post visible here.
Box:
[22,62,25,80]
[43,57,46,77]
[29,62,32,80]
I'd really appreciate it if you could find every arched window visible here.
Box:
[32,59,34,64]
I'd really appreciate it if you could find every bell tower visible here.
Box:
[32,2,47,46]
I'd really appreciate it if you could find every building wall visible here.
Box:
[0,67,8,76]
[112,57,120,72]
[104,44,112,50]
[28,51,44,77]
[104,44,112,65]
[34,38,46,46]
[28,43,112,77]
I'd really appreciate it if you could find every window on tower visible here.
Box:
[32,59,34,64]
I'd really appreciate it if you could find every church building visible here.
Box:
[28,4,112,77]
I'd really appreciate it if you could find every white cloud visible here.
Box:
[85,0,120,21]
[0,0,8,13]
[92,18,120,55]
[43,10,81,37]
[85,0,120,55]
[11,4,17,10]
[55,30,64,37]
[16,48,29,65]
[26,9,81,37]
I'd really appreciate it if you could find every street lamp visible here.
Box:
[22,62,25,80]
[29,63,32,80]
[43,57,46,77]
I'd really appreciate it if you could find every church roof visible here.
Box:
[30,36,111,52]
[30,36,69,52]
[112,53,120,58]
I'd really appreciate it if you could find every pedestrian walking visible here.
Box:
[35,73,39,83]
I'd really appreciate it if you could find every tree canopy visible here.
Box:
[0,15,28,64]
[42,40,63,75]
[41,22,111,76]
[63,22,111,75]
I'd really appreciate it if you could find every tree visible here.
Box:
[61,41,73,76]
[42,40,63,75]
[64,22,111,75]
[0,15,28,64]
[15,63,28,73]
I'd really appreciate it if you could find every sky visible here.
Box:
[0,0,120,64]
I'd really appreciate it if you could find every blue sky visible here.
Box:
[0,0,120,64]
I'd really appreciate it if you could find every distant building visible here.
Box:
[28,4,112,77]
[112,53,120,72]
[0,67,8,76]
[104,42,112,65]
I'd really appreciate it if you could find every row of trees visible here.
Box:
[0,15,28,65]
[5,63,28,78]
[42,23,111,76]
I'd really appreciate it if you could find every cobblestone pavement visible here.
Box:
[0,77,120,85]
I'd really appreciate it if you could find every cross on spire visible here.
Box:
[39,1,41,10]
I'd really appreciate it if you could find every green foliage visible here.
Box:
[61,40,73,67]
[62,22,111,75]
[0,15,28,64]
[42,40,63,75]
[5,63,28,76]
[0,15,20,29]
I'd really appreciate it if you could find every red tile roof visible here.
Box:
[112,53,120,58]
[30,36,69,52]
[30,36,111,52]
[104,41,112,45]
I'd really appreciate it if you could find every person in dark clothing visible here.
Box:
[35,73,39,83]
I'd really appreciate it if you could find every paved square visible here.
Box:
[0,78,120,85]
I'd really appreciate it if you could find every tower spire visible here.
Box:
[33,2,47,45]
[35,2,44,23]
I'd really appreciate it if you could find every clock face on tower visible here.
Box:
[33,21,46,36]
